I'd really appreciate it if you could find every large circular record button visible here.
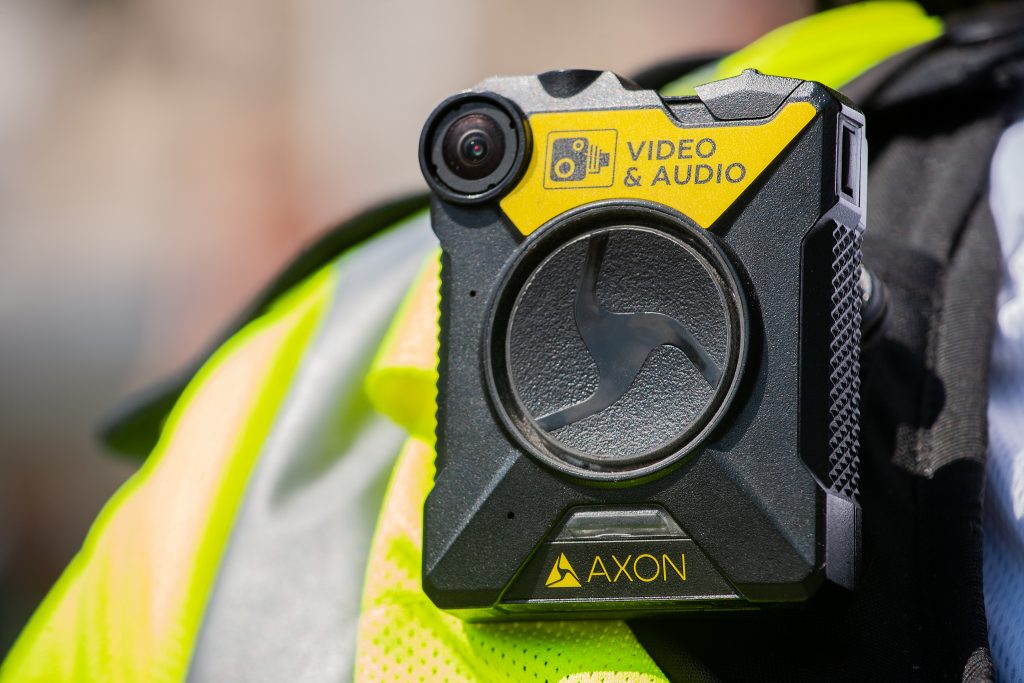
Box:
[486,203,748,481]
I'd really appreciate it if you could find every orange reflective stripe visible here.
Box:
[1,267,334,683]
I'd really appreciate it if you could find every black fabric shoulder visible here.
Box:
[628,53,725,90]
[99,192,429,459]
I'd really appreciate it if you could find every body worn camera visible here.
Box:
[418,69,865,620]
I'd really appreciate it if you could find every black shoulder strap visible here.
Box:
[632,9,1024,682]
[629,53,725,90]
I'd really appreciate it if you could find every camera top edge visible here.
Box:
[419,69,852,215]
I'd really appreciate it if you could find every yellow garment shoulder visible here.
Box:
[0,267,335,683]
[662,1,942,96]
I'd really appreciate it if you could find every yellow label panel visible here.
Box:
[500,101,816,235]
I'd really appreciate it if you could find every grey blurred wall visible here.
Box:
[0,0,811,652]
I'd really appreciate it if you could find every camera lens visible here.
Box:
[442,113,506,180]
[461,133,488,163]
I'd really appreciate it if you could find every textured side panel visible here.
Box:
[828,223,863,499]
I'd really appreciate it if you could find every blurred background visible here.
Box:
[0,0,812,653]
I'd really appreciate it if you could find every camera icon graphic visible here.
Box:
[550,137,609,181]
[544,130,617,189]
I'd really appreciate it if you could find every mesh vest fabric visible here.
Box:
[356,4,943,681]
[355,437,676,683]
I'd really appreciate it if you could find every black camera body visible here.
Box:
[418,69,865,620]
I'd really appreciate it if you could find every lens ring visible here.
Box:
[420,94,528,203]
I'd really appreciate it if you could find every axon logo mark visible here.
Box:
[544,130,617,189]
[544,552,688,589]
[544,553,581,588]
[536,234,722,432]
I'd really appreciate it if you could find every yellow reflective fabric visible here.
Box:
[355,438,670,683]
[358,4,944,682]
[661,1,942,96]
[365,246,440,444]
[0,267,334,683]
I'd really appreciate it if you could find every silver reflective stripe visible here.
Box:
[187,213,436,683]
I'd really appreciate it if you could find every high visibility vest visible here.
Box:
[6,2,1020,680]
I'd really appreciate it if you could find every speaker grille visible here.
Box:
[828,222,863,500]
